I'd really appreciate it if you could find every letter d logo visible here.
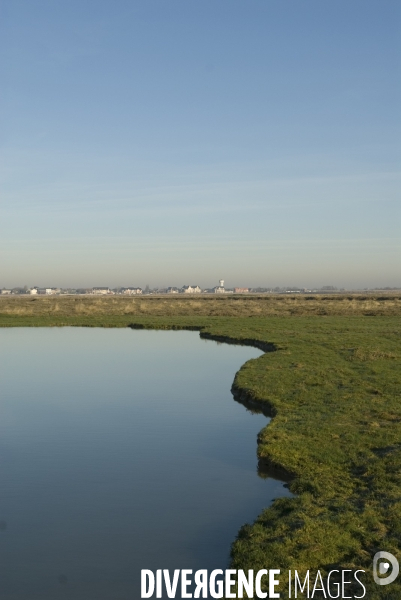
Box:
[373,551,399,586]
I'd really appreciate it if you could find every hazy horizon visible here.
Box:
[1,1,400,289]
[2,281,400,292]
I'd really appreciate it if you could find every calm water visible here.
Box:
[0,328,289,600]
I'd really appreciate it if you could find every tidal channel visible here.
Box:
[0,328,290,599]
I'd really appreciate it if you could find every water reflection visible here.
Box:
[0,328,291,599]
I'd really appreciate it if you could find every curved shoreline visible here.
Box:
[130,324,294,478]
[131,324,298,490]
[200,329,296,483]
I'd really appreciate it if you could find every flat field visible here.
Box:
[1,294,400,598]
[0,292,400,323]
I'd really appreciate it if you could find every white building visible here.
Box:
[92,287,111,295]
[213,279,225,294]
[29,288,38,295]
[122,288,142,295]
[1,289,11,295]
[182,285,201,293]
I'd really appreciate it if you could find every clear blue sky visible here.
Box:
[1,0,400,289]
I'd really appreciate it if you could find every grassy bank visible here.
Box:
[1,295,401,598]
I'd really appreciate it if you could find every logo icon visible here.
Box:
[373,551,399,586]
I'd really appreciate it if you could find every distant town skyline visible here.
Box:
[1,1,400,288]
[1,281,400,295]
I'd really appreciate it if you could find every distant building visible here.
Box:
[182,285,201,294]
[1,289,11,295]
[92,287,111,295]
[213,279,225,294]
[29,288,38,295]
[122,288,142,295]
[234,287,249,293]
[167,287,179,294]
